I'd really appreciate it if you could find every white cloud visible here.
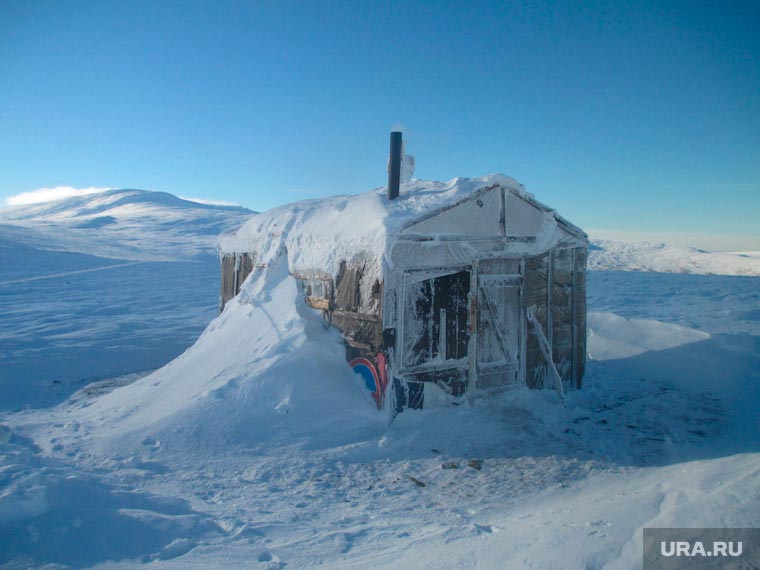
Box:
[179,196,242,207]
[5,186,113,206]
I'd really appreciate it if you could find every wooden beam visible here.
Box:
[332,309,380,323]
[305,297,330,311]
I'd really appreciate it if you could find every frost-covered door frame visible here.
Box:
[392,256,527,404]
[471,257,526,397]
[396,264,472,379]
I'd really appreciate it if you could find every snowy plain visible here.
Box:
[1,186,759,569]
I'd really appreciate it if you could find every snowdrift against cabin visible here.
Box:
[218,174,588,414]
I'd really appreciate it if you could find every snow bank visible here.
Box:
[49,237,383,459]
[4,178,759,568]
[587,311,710,360]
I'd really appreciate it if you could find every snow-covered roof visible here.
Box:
[217,174,585,277]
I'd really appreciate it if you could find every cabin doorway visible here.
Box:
[399,267,472,405]
[475,258,524,389]
[401,269,471,370]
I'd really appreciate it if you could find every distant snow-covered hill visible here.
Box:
[589,239,760,276]
[0,189,256,408]
[0,189,255,260]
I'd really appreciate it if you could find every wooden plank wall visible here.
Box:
[523,247,587,391]
[219,253,255,309]
[301,261,383,362]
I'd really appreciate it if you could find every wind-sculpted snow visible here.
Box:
[0,431,223,566]
[40,242,383,459]
[0,252,221,409]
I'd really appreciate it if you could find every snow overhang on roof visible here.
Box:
[216,174,586,277]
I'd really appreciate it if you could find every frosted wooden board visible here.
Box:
[505,193,546,237]
[399,187,502,238]
[476,276,521,387]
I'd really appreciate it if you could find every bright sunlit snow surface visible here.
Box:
[1,179,759,569]
[589,239,760,276]
[0,188,254,261]
[0,190,254,409]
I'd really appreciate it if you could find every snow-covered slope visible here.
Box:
[0,189,255,409]
[0,189,254,260]
[46,245,383,458]
[589,239,760,276]
[0,253,222,409]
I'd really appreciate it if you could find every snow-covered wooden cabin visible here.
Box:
[218,136,587,414]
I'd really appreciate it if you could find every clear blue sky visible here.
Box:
[1,0,758,247]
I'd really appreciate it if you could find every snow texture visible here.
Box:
[0,189,253,409]
[0,186,758,569]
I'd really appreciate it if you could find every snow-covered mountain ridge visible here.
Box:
[589,238,760,276]
[0,188,255,261]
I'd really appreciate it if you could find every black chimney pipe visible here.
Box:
[387,131,402,200]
